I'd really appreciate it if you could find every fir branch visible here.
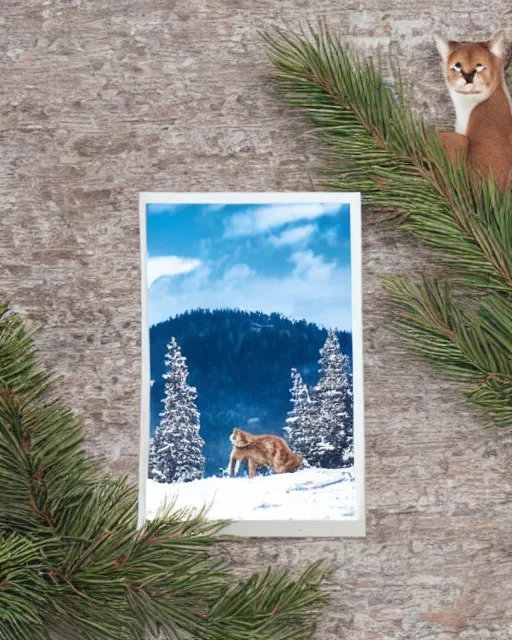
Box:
[0,303,331,640]
[384,277,512,426]
[0,534,49,640]
[263,23,512,427]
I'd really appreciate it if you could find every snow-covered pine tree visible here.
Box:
[284,368,317,464]
[343,367,354,467]
[149,337,205,483]
[314,328,353,468]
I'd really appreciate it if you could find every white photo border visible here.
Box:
[137,192,365,537]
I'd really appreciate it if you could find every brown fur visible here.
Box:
[228,428,302,478]
[433,31,512,192]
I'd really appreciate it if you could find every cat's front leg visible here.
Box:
[437,131,470,162]
[228,450,236,476]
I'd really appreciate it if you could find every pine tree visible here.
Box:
[284,368,317,463]
[343,368,354,467]
[0,302,331,640]
[149,337,205,483]
[285,332,354,469]
[314,329,352,469]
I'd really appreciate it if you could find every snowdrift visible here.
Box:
[146,467,355,521]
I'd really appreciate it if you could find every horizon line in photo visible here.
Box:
[148,305,353,333]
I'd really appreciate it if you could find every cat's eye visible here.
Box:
[476,64,486,73]
[451,62,462,72]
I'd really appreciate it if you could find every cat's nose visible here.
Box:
[463,71,476,84]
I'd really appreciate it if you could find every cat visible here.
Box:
[228,428,302,478]
[433,30,512,192]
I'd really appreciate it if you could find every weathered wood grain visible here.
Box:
[1,1,511,637]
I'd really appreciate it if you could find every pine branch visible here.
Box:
[384,277,512,426]
[0,534,49,640]
[263,23,512,427]
[0,303,331,640]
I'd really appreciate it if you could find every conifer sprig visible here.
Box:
[263,24,512,427]
[0,303,330,640]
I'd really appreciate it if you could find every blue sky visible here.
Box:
[146,201,352,330]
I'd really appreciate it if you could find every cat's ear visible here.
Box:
[487,30,508,59]
[433,32,458,61]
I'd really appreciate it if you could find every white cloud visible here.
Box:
[181,264,212,291]
[149,252,351,330]
[268,224,316,247]
[290,250,336,281]
[147,256,202,287]
[222,263,256,283]
[323,228,338,247]
[223,203,341,238]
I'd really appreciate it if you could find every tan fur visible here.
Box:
[433,31,512,192]
[228,428,302,478]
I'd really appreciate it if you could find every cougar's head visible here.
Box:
[433,31,509,98]
[230,428,250,448]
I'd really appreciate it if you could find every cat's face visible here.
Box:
[434,31,508,99]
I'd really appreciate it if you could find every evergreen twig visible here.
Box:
[0,303,331,639]
[263,23,512,427]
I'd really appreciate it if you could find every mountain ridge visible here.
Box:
[149,308,352,476]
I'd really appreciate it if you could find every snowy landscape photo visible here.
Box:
[139,193,365,536]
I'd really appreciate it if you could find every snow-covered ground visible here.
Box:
[146,467,355,521]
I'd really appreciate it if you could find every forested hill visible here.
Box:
[149,309,352,477]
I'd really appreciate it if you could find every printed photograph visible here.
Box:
[140,194,364,532]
